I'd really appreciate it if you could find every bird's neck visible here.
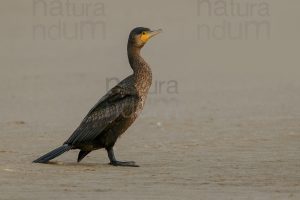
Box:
[127,45,152,93]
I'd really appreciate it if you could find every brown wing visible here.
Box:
[64,85,138,146]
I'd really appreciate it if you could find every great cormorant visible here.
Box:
[33,27,162,167]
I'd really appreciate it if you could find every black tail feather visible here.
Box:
[33,145,72,163]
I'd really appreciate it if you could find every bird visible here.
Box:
[33,27,162,167]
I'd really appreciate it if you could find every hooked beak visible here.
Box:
[148,29,163,39]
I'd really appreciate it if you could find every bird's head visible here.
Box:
[128,27,162,48]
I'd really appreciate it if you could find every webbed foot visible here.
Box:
[107,148,140,167]
[109,160,139,167]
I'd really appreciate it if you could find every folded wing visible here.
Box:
[64,85,138,145]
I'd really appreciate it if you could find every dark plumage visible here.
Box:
[33,27,162,167]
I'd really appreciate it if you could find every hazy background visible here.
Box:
[0,0,299,125]
[0,0,300,199]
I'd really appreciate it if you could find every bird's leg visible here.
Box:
[106,148,139,167]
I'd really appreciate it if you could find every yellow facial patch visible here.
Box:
[140,32,150,43]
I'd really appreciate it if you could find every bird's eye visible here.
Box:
[142,31,146,35]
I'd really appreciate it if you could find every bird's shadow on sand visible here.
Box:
[39,161,141,169]
[45,161,110,168]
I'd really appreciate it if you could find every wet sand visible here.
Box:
[1,0,300,199]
